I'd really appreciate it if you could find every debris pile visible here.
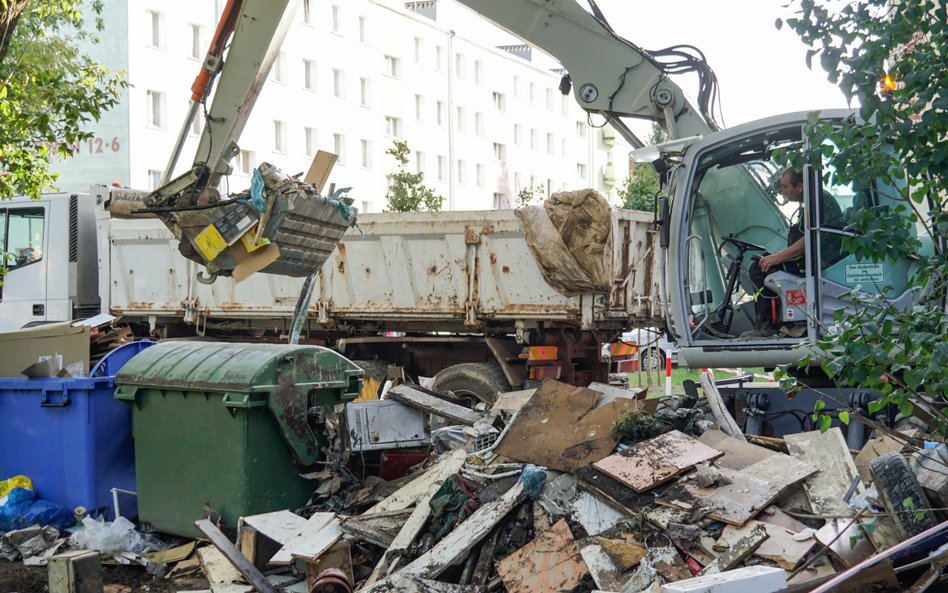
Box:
[3,374,947,592]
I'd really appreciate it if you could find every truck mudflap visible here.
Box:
[169,162,357,279]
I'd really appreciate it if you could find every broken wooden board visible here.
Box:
[388,384,486,426]
[268,513,337,565]
[698,429,817,492]
[757,506,809,533]
[595,536,648,571]
[579,540,627,591]
[304,540,353,591]
[814,517,876,569]
[594,430,723,493]
[665,565,787,593]
[495,379,642,472]
[339,516,395,548]
[197,546,244,587]
[785,428,859,515]
[717,520,815,570]
[586,381,648,405]
[240,510,308,545]
[364,575,482,593]
[365,450,464,515]
[657,467,782,526]
[143,540,195,564]
[495,519,588,593]
[573,465,658,515]
[194,520,276,593]
[698,524,768,576]
[539,472,625,536]
[491,389,536,415]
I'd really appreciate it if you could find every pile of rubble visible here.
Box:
[9,375,948,593]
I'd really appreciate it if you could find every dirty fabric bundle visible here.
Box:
[516,189,614,296]
[427,474,481,541]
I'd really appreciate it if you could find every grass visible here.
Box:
[624,367,771,397]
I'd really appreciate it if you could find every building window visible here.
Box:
[474,112,484,136]
[239,149,256,174]
[189,24,204,60]
[333,134,345,164]
[303,0,313,25]
[384,55,400,78]
[148,170,162,190]
[333,69,344,98]
[514,172,522,191]
[360,139,371,168]
[493,143,506,161]
[358,16,367,43]
[562,138,568,157]
[457,159,465,185]
[361,200,371,214]
[493,193,505,209]
[147,10,164,49]
[492,92,506,111]
[530,128,538,150]
[304,59,317,91]
[305,127,317,157]
[562,95,569,116]
[529,82,536,103]
[272,52,287,83]
[456,106,465,131]
[414,95,424,121]
[455,53,465,79]
[513,76,521,99]
[513,124,522,146]
[546,133,554,155]
[414,37,423,63]
[576,121,587,138]
[577,163,587,179]
[414,151,425,174]
[331,5,342,34]
[273,120,287,153]
[436,101,444,126]
[385,116,402,138]
[546,88,554,111]
[474,60,483,85]
[476,164,484,188]
[359,78,370,107]
[437,155,446,181]
[146,90,165,128]
[435,45,444,72]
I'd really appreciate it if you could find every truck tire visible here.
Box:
[640,348,666,372]
[431,362,512,405]
[869,452,938,539]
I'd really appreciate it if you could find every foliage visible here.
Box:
[775,0,948,435]
[0,1,125,200]
[384,139,444,212]
[515,184,546,207]
[618,123,667,211]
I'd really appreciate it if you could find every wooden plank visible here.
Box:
[471,529,499,586]
[495,379,643,472]
[814,518,875,569]
[657,467,782,526]
[579,540,627,592]
[757,507,809,533]
[594,430,724,493]
[664,566,787,593]
[785,428,859,515]
[241,510,308,545]
[197,546,243,586]
[303,150,337,192]
[388,384,486,426]
[495,519,588,593]
[194,520,276,593]
[717,520,815,570]
[339,516,395,548]
[288,519,343,563]
[304,540,353,590]
[268,513,335,565]
[491,389,536,415]
[698,524,768,576]
[698,429,817,492]
[365,450,467,515]
[700,372,745,441]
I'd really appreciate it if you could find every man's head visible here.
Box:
[777,169,804,202]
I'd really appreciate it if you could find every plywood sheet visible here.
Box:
[657,467,781,526]
[718,520,815,570]
[785,428,858,515]
[241,510,308,545]
[815,518,876,568]
[496,379,642,472]
[698,429,816,491]
[594,430,723,493]
[268,513,336,565]
[495,519,588,593]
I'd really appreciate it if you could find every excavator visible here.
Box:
[146,0,936,437]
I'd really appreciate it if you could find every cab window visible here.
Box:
[2,207,45,270]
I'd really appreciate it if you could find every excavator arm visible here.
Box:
[454,0,718,145]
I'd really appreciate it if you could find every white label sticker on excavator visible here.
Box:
[844,263,884,284]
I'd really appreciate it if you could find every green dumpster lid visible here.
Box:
[115,341,362,466]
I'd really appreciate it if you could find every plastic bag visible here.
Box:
[0,475,33,500]
[0,487,74,531]
[70,516,165,555]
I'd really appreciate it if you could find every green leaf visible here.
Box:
[820,414,832,433]
[899,400,915,419]
[839,411,850,426]
[902,497,916,509]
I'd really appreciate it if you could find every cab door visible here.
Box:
[0,205,48,331]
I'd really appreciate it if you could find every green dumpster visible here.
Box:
[114,341,362,538]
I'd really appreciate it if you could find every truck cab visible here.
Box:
[0,194,99,332]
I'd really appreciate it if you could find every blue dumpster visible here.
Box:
[0,340,152,519]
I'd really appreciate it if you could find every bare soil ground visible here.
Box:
[0,560,209,593]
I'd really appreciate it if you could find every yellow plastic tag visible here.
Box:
[194,224,228,261]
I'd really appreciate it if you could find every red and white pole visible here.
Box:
[665,356,673,396]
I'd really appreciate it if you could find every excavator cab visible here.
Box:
[665,111,934,369]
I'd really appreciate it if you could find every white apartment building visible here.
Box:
[52,0,632,212]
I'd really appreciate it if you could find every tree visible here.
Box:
[776,1,947,435]
[515,183,546,207]
[618,123,667,211]
[0,1,124,200]
[384,139,444,212]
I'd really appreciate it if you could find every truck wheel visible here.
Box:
[641,348,666,372]
[431,362,512,405]
[353,360,389,399]
[870,452,938,539]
